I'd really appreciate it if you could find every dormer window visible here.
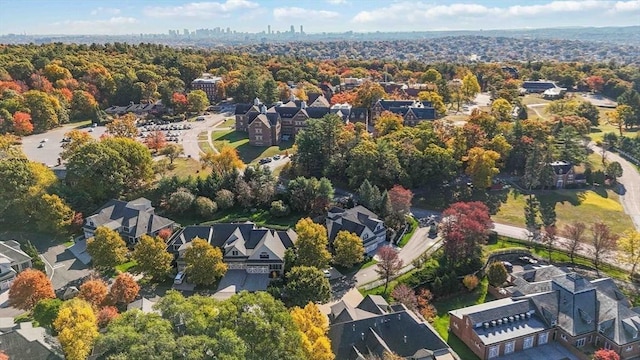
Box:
[232,250,238,256]
[123,226,130,233]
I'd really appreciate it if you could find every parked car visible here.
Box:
[273,154,282,160]
[259,157,273,164]
[174,271,186,284]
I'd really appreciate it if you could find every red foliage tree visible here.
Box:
[157,228,173,241]
[391,284,417,311]
[97,306,119,328]
[441,202,493,265]
[0,80,23,93]
[8,269,55,310]
[78,278,108,308]
[56,87,74,102]
[109,273,140,305]
[388,185,413,217]
[585,75,605,93]
[375,246,404,294]
[145,130,167,152]
[29,74,53,93]
[593,349,620,360]
[12,111,34,135]
[171,92,188,113]
[330,91,357,105]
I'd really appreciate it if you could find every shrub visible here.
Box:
[167,189,195,214]
[269,200,290,217]
[157,228,172,241]
[487,262,508,287]
[22,241,46,272]
[195,196,218,218]
[463,274,480,291]
[215,189,235,209]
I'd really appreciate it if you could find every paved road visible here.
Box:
[590,143,640,231]
[181,113,229,161]
[21,123,107,166]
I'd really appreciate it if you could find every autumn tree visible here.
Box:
[184,238,227,286]
[109,273,140,305]
[70,90,100,122]
[145,130,167,152]
[187,90,209,113]
[391,284,418,311]
[376,246,403,294]
[593,349,621,360]
[562,222,586,265]
[418,91,447,116]
[171,92,188,113]
[541,225,557,263]
[35,193,74,234]
[12,111,33,135]
[287,176,335,216]
[97,306,119,328]
[60,129,93,159]
[590,222,618,274]
[54,298,98,360]
[294,218,332,269]
[463,274,480,291]
[585,75,605,93]
[440,202,492,269]
[491,98,513,122]
[619,231,640,277]
[132,234,173,281]
[461,72,481,101]
[353,80,385,109]
[8,269,55,310]
[159,143,183,164]
[386,185,413,230]
[464,147,500,189]
[333,231,365,268]
[608,105,634,136]
[285,266,331,307]
[290,303,334,360]
[79,278,109,308]
[200,147,243,175]
[374,111,404,136]
[86,226,128,270]
[487,261,508,287]
[106,113,138,138]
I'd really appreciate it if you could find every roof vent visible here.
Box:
[397,314,401,321]
[491,321,496,327]
[497,319,503,325]
[361,332,365,341]
[509,316,514,323]
[403,335,407,343]
[515,315,520,321]
[483,322,489,329]
[352,324,356,332]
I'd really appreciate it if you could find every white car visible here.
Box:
[174,271,186,284]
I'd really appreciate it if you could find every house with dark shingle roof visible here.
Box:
[550,161,586,189]
[326,206,387,254]
[0,240,32,291]
[371,99,436,126]
[83,198,175,245]
[450,265,640,359]
[0,322,62,359]
[167,222,297,278]
[329,294,458,360]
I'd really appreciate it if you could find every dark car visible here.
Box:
[259,158,273,165]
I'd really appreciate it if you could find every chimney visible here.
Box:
[260,105,267,114]
[301,101,307,109]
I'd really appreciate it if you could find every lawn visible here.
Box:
[220,118,236,127]
[398,216,418,247]
[163,158,207,179]
[201,208,303,230]
[197,131,214,153]
[588,120,639,143]
[521,95,551,106]
[493,188,635,235]
[115,260,137,274]
[211,130,295,165]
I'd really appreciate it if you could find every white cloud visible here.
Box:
[90,7,121,16]
[144,0,259,18]
[50,17,137,34]
[273,7,340,21]
[326,0,348,4]
[352,1,630,24]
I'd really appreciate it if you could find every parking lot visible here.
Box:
[136,120,192,144]
[21,123,107,166]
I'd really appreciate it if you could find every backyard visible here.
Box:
[211,129,295,165]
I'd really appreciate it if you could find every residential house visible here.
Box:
[522,80,561,93]
[191,73,223,103]
[168,222,297,278]
[0,322,62,359]
[329,294,459,360]
[105,101,165,117]
[371,99,436,125]
[326,206,387,254]
[550,161,586,189]
[127,297,159,314]
[450,265,640,359]
[0,240,32,291]
[330,103,369,126]
[83,198,175,245]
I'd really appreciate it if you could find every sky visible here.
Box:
[1,0,639,35]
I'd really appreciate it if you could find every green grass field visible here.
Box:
[493,188,635,236]
[211,129,294,165]
[201,208,303,230]
[164,158,207,179]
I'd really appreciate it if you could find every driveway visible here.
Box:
[40,243,92,290]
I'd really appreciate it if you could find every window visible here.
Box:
[539,332,549,345]
[523,336,534,349]
[255,135,263,141]
[255,128,262,134]
[561,333,567,341]
[576,338,586,348]
[604,342,612,350]
[123,226,130,232]
[626,346,633,352]
[488,345,500,359]
[232,250,238,256]
[260,252,269,259]
[505,341,515,354]
[269,264,282,270]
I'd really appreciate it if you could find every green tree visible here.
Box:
[70,90,100,122]
[491,98,513,122]
[33,298,63,329]
[132,235,173,281]
[421,69,442,83]
[333,231,365,268]
[195,196,217,218]
[353,81,386,109]
[54,298,98,360]
[294,218,332,269]
[106,113,138,138]
[23,90,64,132]
[284,266,331,307]
[184,238,227,286]
[86,226,127,270]
[418,91,447,116]
[187,90,209,113]
[487,261,508,286]
[168,188,195,214]
[159,143,183,164]
[294,115,344,177]
[606,161,623,183]
[461,72,481,101]
[554,126,586,165]
[357,179,382,212]
[35,193,74,234]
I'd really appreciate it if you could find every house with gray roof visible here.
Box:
[168,222,297,279]
[83,198,175,245]
[326,206,387,254]
[329,294,458,360]
[371,99,437,126]
[0,240,32,292]
[0,322,62,359]
[450,265,640,359]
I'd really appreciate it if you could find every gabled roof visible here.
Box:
[0,240,31,265]
[235,103,252,115]
[309,95,330,108]
[0,322,62,359]
[326,206,384,243]
[550,161,574,175]
[85,198,174,239]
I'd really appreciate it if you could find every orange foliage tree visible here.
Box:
[97,306,119,328]
[78,278,108,308]
[145,130,167,152]
[12,111,34,135]
[8,269,55,310]
[109,273,140,305]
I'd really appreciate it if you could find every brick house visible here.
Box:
[450,265,640,359]
[247,106,281,146]
[550,161,586,189]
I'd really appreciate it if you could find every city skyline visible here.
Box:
[1,0,639,36]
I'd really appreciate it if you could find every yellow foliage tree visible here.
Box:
[374,111,404,137]
[464,147,500,189]
[291,303,334,360]
[200,146,244,175]
[54,298,98,360]
[619,231,640,276]
[106,113,138,138]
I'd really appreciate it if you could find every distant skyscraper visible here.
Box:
[300,25,303,34]
[183,29,189,36]
[268,25,271,34]
[226,27,231,33]
[290,25,295,33]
